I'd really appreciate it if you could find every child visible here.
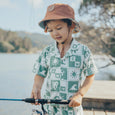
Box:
[31,3,97,115]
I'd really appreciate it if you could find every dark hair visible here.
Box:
[44,19,72,28]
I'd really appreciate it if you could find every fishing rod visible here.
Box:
[0,98,70,104]
[0,98,70,115]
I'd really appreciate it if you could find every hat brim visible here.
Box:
[38,18,80,33]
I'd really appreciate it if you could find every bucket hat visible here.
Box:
[38,3,80,33]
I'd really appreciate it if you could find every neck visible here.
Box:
[58,37,73,48]
[57,37,73,58]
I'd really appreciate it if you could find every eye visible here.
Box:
[57,27,62,30]
[47,29,52,32]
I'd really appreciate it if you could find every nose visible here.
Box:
[53,29,59,36]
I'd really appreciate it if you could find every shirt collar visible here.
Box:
[54,38,80,58]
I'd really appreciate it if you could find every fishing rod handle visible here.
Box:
[24,98,70,104]
[23,98,35,103]
[36,99,71,104]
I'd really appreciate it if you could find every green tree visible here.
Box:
[23,37,32,51]
[0,41,14,52]
[0,29,33,53]
[0,42,8,52]
[77,0,115,66]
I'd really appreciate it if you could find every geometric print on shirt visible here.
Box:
[36,38,98,115]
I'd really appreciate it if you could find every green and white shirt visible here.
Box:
[36,38,97,101]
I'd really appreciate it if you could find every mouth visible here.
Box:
[55,36,62,40]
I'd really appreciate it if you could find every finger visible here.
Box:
[34,92,42,105]
[30,93,34,105]
[73,102,79,107]
[33,93,39,105]
[31,92,34,98]
[37,92,41,105]
[30,91,37,105]
[75,98,81,105]
[76,100,80,106]
[69,100,73,107]
[73,100,80,107]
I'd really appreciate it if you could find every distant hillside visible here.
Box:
[17,31,54,49]
[0,21,114,56]
[0,28,54,53]
[0,29,32,53]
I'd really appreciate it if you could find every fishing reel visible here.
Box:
[32,109,42,115]
[31,104,48,115]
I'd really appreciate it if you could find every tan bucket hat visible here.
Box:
[38,3,80,33]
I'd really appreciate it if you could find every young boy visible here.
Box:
[31,3,97,115]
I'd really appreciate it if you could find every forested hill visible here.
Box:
[76,22,115,57]
[0,21,114,56]
[17,31,53,49]
[0,29,53,53]
[0,29,32,53]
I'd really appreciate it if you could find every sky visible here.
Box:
[0,0,86,34]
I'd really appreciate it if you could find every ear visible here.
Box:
[70,22,75,30]
[44,26,48,33]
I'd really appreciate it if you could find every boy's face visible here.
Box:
[47,20,72,44]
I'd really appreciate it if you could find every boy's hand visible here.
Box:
[31,84,41,105]
[69,93,83,107]
[31,75,44,105]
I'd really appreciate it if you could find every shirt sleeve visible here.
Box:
[35,49,48,78]
[83,46,98,77]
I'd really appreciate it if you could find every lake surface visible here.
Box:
[0,53,41,115]
[0,54,115,115]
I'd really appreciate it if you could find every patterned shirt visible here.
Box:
[36,38,97,101]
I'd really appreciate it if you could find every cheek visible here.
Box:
[49,28,69,38]
[50,33,55,39]
[61,28,69,36]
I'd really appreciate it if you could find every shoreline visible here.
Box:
[0,50,42,54]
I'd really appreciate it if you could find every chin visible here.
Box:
[57,41,64,44]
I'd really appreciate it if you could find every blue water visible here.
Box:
[0,53,41,115]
